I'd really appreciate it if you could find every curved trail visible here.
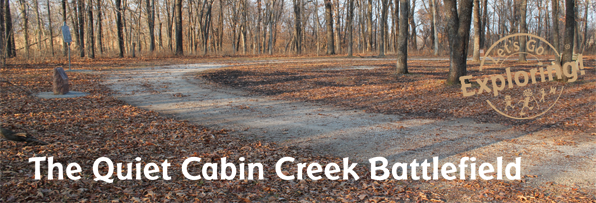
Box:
[103,58,596,189]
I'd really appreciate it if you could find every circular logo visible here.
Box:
[479,33,563,120]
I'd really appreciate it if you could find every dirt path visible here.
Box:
[103,59,596,189]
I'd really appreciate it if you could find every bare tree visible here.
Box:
[5,0,16,58]
[19,0,30,58]
[552,0,560,60]
[116,0,124,57]
[46,0,55,56]
[147,0,155,52]
[347,0,354,56]
[431,0,438,56]
[61,0,68,56]
[77,0,85,57]
[86,0,94,58]
[0,0,4,66]
[444,0,474,84]
[561,0,575,67]
[472,0,480,61]
[97,0,103,54]
[325,0,335,54]
[292,0,302,54]
[378,0,389,56]
[396,0,408,74]
[33,0,43,52]
[174,0,183,55]
[518,0,527,62]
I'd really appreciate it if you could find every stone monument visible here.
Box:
[53,67,69,95]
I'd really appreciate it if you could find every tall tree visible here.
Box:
[518,0,528,62]
[561,0,575,68]
[86,0,94,58]
[324,0,335,54]
[33,0,43,52]
[46,0,54,56]
[292,0,302,54]
[552,0,560,60]
[472,0,480,61]
[408,0,417,50]
[97,0,103,54]
[582,0,590,50]
[378,0,389,56]
[444,0,474,84]
[5,0,16,58]
[395,0,408,74]
[0,0,4,66]
[61,0,68,56]
[19,0,30,58]
[77,0,85,57]
[430,0,438,56]
[147,0,155,52]
[116,0,124,57]
[347,0,354,56]
[174,0,183,55]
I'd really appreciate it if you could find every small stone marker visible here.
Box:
[53,67,69,95]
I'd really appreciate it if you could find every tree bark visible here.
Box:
[582,0,589,50]
[396,0,408,74]
[366,0,372,51]
[116,0,124,57]
[444,0,474,84]
[324,0,335,54]
[174,0,183,55]
[0,0,4,66]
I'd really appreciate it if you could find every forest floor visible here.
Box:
[1,56,596,201]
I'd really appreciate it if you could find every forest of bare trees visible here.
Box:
[1,0,595,62]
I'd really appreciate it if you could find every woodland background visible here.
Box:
[0,0,594,60]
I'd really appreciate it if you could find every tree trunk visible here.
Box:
[97,0,103,54]
[472,0,480,61]
[378,0,389,56]
[77,0,85,57]
[174,0,183,55]
[347,0,354,56]
[552,0,560,61]
[46,0,54,56]
[366,0,372,51]
[444,0,474,84]
[561,0,575,68]
[116,0,124,57]
[582,0,589,50]
[409,0,417,51]
[431,0,438,56]
[396,0,408,74]
[19,0,30,58]
[480,0,487,49]
[6,0,16,58]
[518,0,527,62]
[86,0,94,59]
[0,0,4,66]
[324,0,335,54]
[33,0,43,53]
[61,0,68,56]
[293,0,302,54]
[147,0,155,52]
